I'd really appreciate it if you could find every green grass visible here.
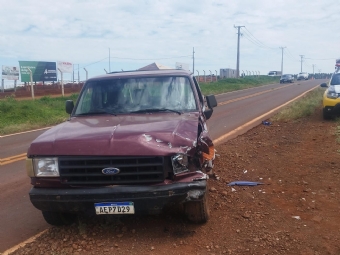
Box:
[0,94,78,135]
[271,88,324,121]
[336,119,340,146]
[199,76,279,95]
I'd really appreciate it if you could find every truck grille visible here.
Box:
[59,156,166,185]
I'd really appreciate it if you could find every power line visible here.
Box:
[242,32,269,49]
[284,48,300,62]
[304,57,335,60]
[242,27,277,50]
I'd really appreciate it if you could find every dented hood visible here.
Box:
[27,113,200,156]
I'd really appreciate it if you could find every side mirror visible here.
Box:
[66,100,74,114]
[206,95,217,108]
[204,95,217,120]
[204,109,213,120]
[320,83,328,88]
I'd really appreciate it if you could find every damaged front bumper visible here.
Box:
[29,179,207,215]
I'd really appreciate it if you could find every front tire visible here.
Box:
[42,211,77,226]
[323,108,333,120]
[184,192,210,223]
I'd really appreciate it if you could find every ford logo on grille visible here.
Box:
[102,168,120,175]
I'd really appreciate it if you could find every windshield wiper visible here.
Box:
[130,108,182,115]
[75,110,117,116]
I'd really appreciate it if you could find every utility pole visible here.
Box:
[234,25,245,78]
[312,64,315,74]
[299,55,304,72]
[192,47,195,74]
[109,48,111,72]
[280,47,286,74]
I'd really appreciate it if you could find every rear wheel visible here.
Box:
[184,192,210,223]
[323,108,333,120]
[42,211,77,226]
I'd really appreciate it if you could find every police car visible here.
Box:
[320,60,340,119]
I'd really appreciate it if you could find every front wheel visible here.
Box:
[184,192,210,223]
[42,211,77,226]
[323,108,333,120]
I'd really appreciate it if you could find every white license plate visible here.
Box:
[94,202,135,215]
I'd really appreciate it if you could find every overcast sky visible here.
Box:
[1,0,339,85]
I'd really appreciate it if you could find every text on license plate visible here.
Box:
[94,202,135,215]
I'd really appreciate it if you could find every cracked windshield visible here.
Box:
[75,76,197,115]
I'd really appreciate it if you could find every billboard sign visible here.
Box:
[175,62,190,71]
[2,65,19,80]
[57,61,73,73]
[19,61,57,82]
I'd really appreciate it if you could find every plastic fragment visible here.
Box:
[262,121,271,126]
[292,216,301,220]
[227,181,264,186]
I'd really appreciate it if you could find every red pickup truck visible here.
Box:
[26,69,217,226]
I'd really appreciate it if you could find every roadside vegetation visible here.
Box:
[0,94,78,135]
[272,87,325,121]
[0,76,326,136]
[199,76,279,95]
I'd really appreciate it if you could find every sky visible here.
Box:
[1,0,339,87]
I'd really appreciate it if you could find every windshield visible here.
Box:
[74,76,197,115]
[330,74,340,85]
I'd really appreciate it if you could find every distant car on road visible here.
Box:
[268,71,282,77]
[297,72,309,80]
[280,74,294,83]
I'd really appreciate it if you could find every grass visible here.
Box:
[271,88,324,121]
[336,119,340,146]
[0,94,78,135]
[199,76,279,95]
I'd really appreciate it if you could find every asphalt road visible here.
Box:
[0,78,326,253]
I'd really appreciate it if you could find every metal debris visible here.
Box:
[227,181,264,186]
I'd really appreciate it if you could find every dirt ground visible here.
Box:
[7,107,340,255]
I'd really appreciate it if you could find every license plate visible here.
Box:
[94,202,135,215]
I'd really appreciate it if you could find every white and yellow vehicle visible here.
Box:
[320,70,340,120]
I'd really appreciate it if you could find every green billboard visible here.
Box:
[19,61,57,82]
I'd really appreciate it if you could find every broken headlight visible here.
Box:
[32,157,59,177]
[171,154,189,175]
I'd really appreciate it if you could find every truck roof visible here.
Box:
[87,69,193,81]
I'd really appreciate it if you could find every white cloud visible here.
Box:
[0,0,339,86]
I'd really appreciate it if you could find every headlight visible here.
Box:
[33,157,59,177]
[327,86,339,99]
[171,154,189,175]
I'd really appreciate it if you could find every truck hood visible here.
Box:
[27,113,200,156]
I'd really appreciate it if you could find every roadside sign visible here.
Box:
[2,65,19,80]
[19,61,57,82]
